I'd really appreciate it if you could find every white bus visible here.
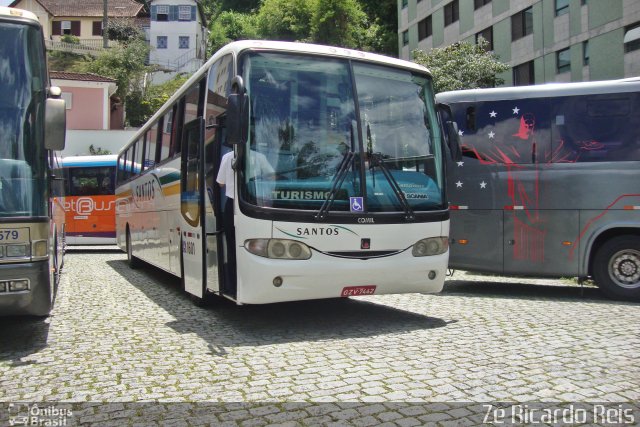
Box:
[116,40,452,305]
[0,7,67,316]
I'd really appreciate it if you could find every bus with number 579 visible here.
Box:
[0,6,67,316]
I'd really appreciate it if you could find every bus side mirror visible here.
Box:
[226,76,248,146]
[45,97,66,151]
[437,102,461,162]
[446,121,462,162]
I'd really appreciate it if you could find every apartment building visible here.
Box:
[398,0,640,85]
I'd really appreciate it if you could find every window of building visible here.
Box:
[402,30,409,46]
[52,20,80,36]
[157,5,169,21]
[511,7,533,41]
[581,0,588,5]
[402,0,408,8]
[624,22,640,53]
[178,5,191,20]
[179,36,190,49]
[444,0,459,26]
[92,21,103,36]
[474,0,491,10]
[418,16,432,41]
[157,36,167,49]
[555,0,569,16]
[583,41,589,65]
[556,48,570,73]
[513,61,534,86]
[476,26,493,50]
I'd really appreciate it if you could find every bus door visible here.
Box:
[502,99,579,276]
[203,128,223,296]
[180,118,207,298]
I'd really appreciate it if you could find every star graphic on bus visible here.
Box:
[457,161,464,167]
[480,181,487,189]
[456,181,463,188]
[512,106,520,115]
[489,110,497,118]
[488,131,495,139]
[458,129,464,136]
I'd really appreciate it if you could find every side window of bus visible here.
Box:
[159,109,173,162]
[552,94,640,162]
[146,123,160,167]
[117,155,127,184]
[205,55,233,174]
[170,101,185,157]
[460,100,548,165]
[134,138,144,176]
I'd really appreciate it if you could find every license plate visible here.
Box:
[341,285,376,297]
[0,228,27,243]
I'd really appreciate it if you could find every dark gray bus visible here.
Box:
[437,78,640,300]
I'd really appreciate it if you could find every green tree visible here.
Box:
[412,39,510,93]
[89,145,111,155]
[257,0,314,42]
[74,38,151,99]
[105,19,144,44]
[208,11,260,54]
[125,75,188,127]
[310,0,367,49]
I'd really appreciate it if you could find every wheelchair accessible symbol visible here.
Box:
[350,197,364,212]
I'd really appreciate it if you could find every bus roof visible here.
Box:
[436,78,640,104]
[121,40,432,154]
[0,6,39,23]
[61,155,118,168]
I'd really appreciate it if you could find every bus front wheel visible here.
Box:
[593,236,640,301]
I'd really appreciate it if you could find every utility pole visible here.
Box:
[102,0,108,48]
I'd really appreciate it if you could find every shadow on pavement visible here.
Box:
[0,316,50,362]
[442,277,639,306]
[107,259,453,354]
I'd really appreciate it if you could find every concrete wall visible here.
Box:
[63,130,138,157]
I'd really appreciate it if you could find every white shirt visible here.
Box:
[216,151,235,199]
[216,150,275,200]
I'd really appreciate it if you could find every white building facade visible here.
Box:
[148,0,207,83]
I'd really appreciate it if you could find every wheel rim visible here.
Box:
[608,248,640,289]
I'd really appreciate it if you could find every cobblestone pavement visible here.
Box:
[1,249,639,426]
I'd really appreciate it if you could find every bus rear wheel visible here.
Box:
[126,229,140,269]
[593,236,640,301]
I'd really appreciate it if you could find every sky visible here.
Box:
[1,0,12,6]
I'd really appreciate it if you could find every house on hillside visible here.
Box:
[148,0,207,82]
[50,71,121,130]
[9,0,147,49]
[11,0,208,81]
[50,71,138,156]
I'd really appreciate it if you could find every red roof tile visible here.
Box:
[50,71,117,83]
[10,0,144,18]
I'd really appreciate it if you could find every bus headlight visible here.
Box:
[6,244,29,258]
[33,240,48,257]
[244,239,312,260]
[412,237,448,257]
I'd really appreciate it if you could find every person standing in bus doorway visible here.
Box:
[217,149,236,292]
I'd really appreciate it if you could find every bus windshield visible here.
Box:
[239,51,444,214]
[0,21,47,218]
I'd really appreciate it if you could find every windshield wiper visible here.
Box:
[369,152,415,221]
[315,150,354,221]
